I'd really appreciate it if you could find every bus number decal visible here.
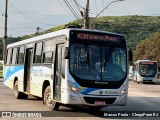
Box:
[31,69,43,77]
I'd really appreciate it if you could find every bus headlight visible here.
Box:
[68,80,79,93]
[120,86,127,95]
[71,86,79,93]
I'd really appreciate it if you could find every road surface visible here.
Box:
[0,79,160,119]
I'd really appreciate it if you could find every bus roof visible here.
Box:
[7,28,124,48]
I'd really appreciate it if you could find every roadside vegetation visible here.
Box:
[133,32,160,62]
[0,15,160,62]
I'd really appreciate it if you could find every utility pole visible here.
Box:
[3,0,8,64]
[83,0,89,29]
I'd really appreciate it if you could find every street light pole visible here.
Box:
[3,0,8,64]
[89,0,124,27]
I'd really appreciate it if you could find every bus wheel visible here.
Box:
[14,81,28,99]
[43,86,60,110]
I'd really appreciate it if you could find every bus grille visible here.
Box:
[83,97,116,104]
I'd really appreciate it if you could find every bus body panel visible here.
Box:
[60,64,128,106]
[30,66,53,97]
[4,28,129,108]
[3,66,24,91]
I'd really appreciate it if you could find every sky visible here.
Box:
[0,0,160,37]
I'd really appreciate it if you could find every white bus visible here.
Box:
[3,28,131,110]
[132,60,159,84]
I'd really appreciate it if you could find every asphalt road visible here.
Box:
[0,78,160,119]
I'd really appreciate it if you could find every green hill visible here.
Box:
[0,15,160,60]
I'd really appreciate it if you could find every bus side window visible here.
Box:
[11,48,18,65]
[34,42,43,63]
[43,52,53,63]
[6,48,13,65]
[43,40,54,64]
[17,46,25,64]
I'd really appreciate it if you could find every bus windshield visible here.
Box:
[139,62,157,77]
[70,43,127,81]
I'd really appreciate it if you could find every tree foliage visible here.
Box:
[134,32,160,62]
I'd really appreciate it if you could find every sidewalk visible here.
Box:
[0,78,3,82]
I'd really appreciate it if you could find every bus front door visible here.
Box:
[54,44,63,100]
[24,48,33,92]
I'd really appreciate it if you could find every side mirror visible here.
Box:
[128,49,133,62]
[64,47,69,59]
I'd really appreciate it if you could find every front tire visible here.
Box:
[43,86,60,110]
[14,81,28,99]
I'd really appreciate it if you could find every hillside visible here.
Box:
[0,15,160,60]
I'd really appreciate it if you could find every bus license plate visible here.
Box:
[95,101,106,105]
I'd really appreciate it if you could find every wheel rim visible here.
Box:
[45,89,53,108]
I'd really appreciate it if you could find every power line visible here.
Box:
[63,0,81,19]
[57,0,72,16]
[74,0,84,10]
[9,1,55,26]
[73,0,82,18]
[70,0,80,13]
[70,0,82,19]
[62,0,82,24]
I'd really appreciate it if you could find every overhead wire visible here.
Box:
[70,0,80,15]
[62,0,82,24]
[6,0,67,35]
[57,0,72,16]
[9,1,55,26]
[74,0,84,10]
[64,0,81,19]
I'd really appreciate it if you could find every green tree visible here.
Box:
[134,32,160,62]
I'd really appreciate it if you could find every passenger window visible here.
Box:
[43,40,55,63]
[11,48,18,65]
[6,48,12,65]
[43,52,53,63]
[34,42,42,63]
[18,46,25,64]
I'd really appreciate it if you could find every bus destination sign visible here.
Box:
[77,33,119,42]
[141,62,155,65]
